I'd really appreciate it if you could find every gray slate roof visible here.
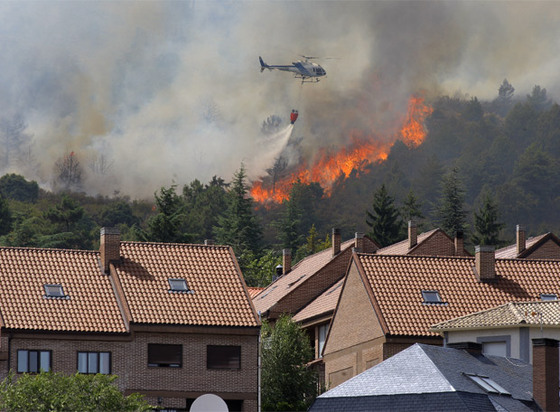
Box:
[311,343,537,411]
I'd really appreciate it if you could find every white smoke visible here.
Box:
[0,1,558,198]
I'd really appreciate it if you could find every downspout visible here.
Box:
[258,311,262,412]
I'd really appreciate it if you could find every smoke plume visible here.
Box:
[0,1,558,198]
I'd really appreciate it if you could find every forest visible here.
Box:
[0,80,559,286]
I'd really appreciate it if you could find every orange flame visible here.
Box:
[251,95,432,204]
[400,95,434,147]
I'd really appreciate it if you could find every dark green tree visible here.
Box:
[294,225,331,263]
[98,201,140,228]
[44,195,85,233]
[0,173,39,203]
[494,78,515,116]
[401,190,424,223]
[242,249,281,287]
[0,195,12,237]
[0,371,152,412]
[527,85,552,112]
[261,315,318,411]
[214,165,262,257]
[142,185,191,243]
[366,184,402,247]
[42,195,93,249]
[472,193,505,246]
[436,167,468,236]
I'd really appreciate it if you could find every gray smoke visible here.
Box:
[0,1,558,198]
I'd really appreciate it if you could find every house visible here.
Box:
[312,340,557,411]
[431,300,560,363]
[375,220,471,257]
[291,222,469,362]
[496,225,560,259]
[322,246,560,389]
[0,228,260,411]
[253,229,378,324]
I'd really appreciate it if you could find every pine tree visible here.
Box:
[0,195,12,237]
[366,184,402,247]
[214,165,262,257]
[472,193,505,246]
[142,186,190,243]
[261,315,318,411]
[436,167,468,236]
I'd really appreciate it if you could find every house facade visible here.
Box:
[496,224,560,259]
[0,228,260,411]
[323,246,560,389]
[431,300,560,364]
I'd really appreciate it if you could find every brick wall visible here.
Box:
[412,232,456,256]
[4,328,259,412]
[526,239,560,259]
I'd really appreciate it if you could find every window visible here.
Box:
[421,290,443,303]
[17,350,51,373]
[466,374,510,395]
[482,341,507,357]
[207,345,241,369]
[168,278,190,293]
[318,323,329,357]
[541,293,557,301]
[78,352,111,374]
[44,284,68,299]
[148,344,182,367]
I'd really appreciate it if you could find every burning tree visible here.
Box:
[53,152,83,192]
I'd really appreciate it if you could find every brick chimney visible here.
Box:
[532,338,559,412]
[474,245,495,282]
[282,249,292,275]
[517,224,526,255]
[332,228,341,256]
[455,230,464,256]
[100,227,121,274]
[408,221,417,249]
[354,232,364,253]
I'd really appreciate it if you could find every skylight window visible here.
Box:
[43,284,68,299]
[288,275,306,288]
[421,290,443,304]
[540,293,557,301]
[168,278,191,293]
[466,374,510,395]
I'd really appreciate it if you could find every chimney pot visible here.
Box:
[532,338,559,412]
[274,264,283,281]
[408,221,417,249]
[475,245,495,282]
[517,224,526,255]
[354,232,364,253]
[455,230,464,256]
[100,227,120,274]
[282,249,292,275]
[332,228,341,256]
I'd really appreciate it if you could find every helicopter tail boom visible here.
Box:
[259,56,269,72]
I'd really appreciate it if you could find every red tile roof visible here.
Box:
[247,287,264,299]
[495,233,560,259]
[355,253,560,338]
[253,239,355,316]
[113,242,259,328]
[375,229,439,255]
[293,279,343,324]
[0,247,127,333]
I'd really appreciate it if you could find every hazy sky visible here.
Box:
[0,1,558,198]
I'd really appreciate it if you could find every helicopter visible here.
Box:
[259,56,326,83]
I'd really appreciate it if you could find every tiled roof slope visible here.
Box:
[496,232,560,259]
[431,300,560,331]
[247,287,264,299]
[253,239,355,316]
[376,229,438,255]
[113,242,259,327]
[293,279,343,323]
[0,247,126,333]
[356,253,560,337]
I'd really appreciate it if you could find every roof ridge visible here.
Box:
[121,241,230,249]
[0,245,98,254]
